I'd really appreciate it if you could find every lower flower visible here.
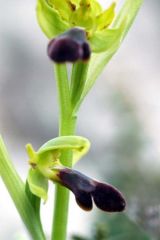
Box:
[26,138,126,212]
[57,168,126,212]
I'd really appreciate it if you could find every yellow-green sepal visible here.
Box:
[36,0,69,38]
[26,136,90,177]
[27,168,48,202]
[38,136,90,165]
[26,143,38,167]
[47,0,74,22]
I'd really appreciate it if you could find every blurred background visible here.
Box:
[0,0,160,239]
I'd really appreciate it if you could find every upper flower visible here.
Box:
[37,0,122,53]
[47,28,91,62]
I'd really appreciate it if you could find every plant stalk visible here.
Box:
[51,64,77,240]
[0,136,46,240]
[70,62,89,111]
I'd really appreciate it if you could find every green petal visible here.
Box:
[47,0,75,21]
[27,168,48,201]
[96,2,116,30]
[71,0,102,14]
[36,0,69,38]
[70,3,94,29]
[69,0,102,30]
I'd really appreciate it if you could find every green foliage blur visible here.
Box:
[72,88,160,240]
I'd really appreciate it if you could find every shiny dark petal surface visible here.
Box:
[58,168,126,212]
[92,182,126,212]
[81,42,91,61]
[47,37,80,63]
[75,190,93,211]
[47,28,91,63]
[58,168,95,193]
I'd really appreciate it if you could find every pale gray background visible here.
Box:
[0,0,160,239]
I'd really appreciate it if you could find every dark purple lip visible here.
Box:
[58,168,126,212]
[47,28,91,63]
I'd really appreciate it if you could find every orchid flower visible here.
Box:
[37,0,143,112]
[26,136,125,212]
[0,1,143,240]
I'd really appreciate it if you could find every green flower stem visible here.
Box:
[51,64,77,240]
[70,62,89,112]
[0,136,46,240]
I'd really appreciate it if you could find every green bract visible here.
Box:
[37,0,143,53]
[26,136,90,200]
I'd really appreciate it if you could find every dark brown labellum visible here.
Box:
[47,28,91,63]
[48,38,81,63]
[58,168,95,193]
[58,168,126,213]
[75,190,93,211]
[81,42,91,61]
[92,182,126,212]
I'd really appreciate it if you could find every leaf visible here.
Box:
[71,62,89,110]
[105,214,151,240]
[25,181,41,220]
[36,0,69,38]
[112,0,144,39]
[27,168,48,201]
[0,136,45,239]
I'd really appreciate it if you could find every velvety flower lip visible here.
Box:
[47,27,91,63]
[58,168,126,212]
[92,182,126,212]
